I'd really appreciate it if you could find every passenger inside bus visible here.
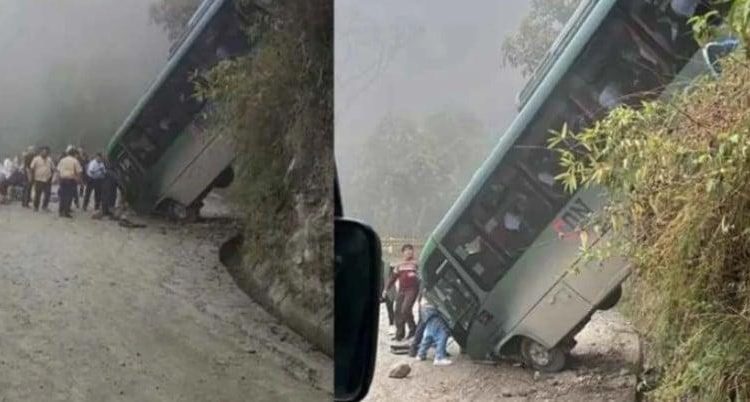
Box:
[445,221,510,290]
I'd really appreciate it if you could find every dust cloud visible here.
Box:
[0,0,170,155]
[335,0,532,238]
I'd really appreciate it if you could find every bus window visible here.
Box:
[514,96,578,207]
[567,14,675,118]
[517,150,569,208]
[443,220,512,291]
[469,165,553,262]
[619,0,705,64]
[122,128,160,167]
[433,263,479,333]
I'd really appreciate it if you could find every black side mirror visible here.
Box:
[334,218,381,402]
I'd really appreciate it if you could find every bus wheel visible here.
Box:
[212,166,235,189]
[597,285,623,311]
[520,338,566,373]
[164,200,188,221]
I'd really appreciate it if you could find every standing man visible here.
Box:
[100,156,119,218]
[75,147,89,209]
[56,148,83,218]
[29,146,54,212]
[84,153,106,211]
[380,260,397,331]
[21,146,36,208]
[383,244,420,341]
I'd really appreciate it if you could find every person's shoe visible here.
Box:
[433,358,453,366]
[415,355,426,361]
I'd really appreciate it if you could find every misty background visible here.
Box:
[335,0,535,238]
[0,0,170,156]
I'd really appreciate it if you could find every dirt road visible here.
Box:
[0,201,331,401]
[366,306,639,402]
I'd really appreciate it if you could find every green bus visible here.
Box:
[419,0,729,372]
[106,0,256,219]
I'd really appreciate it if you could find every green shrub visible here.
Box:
[553,56,750,399]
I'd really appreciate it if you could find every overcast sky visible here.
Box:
[0,0,169,152]
[335,0,532,205]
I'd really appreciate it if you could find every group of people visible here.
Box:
[0,145,119,219]
[382,244,453,366]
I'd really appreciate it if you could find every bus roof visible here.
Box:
[104,0,227,156]
[424,0,618,248]
[516,0,601,111]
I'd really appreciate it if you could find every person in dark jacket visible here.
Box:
[380,261,396,329]
[100,158,119,218]
[21,147,35,208]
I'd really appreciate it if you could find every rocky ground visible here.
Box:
[365,306,640,402]
[0,196,332,401]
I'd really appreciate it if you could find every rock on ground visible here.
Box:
[388,363,412,379]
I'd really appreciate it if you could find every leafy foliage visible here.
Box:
[195,0,333,302]
[500,0,582,77]
[552,53,750,400]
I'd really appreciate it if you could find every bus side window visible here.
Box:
[433,264,479,331]
[517,149,569,207]
[473,173,556,259]
[443,219,511,291]
[123,128,159,167]
[514,95,576,207]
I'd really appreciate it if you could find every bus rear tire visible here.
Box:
[597,285,623,311]
[520,338,566,373]
[162,199,200,222]
[213,166,234,189]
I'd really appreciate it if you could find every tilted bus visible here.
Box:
[419,0,730,372]
[106,0,257,219]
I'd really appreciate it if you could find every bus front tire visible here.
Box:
[520,338,566,373]
[597,285,623,311]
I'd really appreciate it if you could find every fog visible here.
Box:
[335,0,533,237]
[0,0,170,156]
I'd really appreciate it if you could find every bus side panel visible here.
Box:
[562,243,630,307]
[464,188,607,358]
[463,236,570,358]
[513,282,590,348]
[159,131,235,208]
[150,119,215,201]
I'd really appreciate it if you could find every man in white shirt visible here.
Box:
[56,148,83,218]
[84,153,106,211]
